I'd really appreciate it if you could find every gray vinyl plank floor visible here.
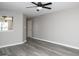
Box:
[0,38,79,56]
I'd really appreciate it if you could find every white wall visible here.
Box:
[23,15,27,42]
[0,10,26,48]
[32,8,79,48]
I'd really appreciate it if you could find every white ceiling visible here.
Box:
[0,2,79,17]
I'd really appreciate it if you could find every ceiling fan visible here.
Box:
[26,2,52,11]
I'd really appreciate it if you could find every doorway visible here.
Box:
[26,18,33,39]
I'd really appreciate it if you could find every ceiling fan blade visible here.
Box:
[26,6,37,8]
[31,2,38,6]
[43,7,52,9]
[43,2,52,6]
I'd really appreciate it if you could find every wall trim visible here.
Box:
[0,40,26,49]
[32,37,79,50]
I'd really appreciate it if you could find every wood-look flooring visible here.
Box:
[0,38,79,56]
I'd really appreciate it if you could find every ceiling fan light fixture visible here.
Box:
[37,7,42,10]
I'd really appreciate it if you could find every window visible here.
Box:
[0,16,13,31]
[0,22,8,31]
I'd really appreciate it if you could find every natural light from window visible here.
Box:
[0,16,13,31]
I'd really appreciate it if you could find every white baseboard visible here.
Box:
[32,37,79,50]
[0,40,26,49]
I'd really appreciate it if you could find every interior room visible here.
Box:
[0,2,79,56]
